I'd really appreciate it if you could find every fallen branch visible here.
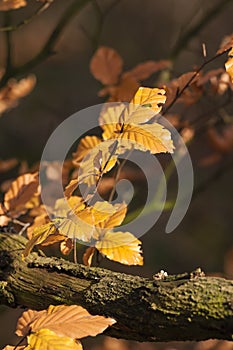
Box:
[0,233,233,342]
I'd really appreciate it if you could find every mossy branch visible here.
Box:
[1,233,233,342]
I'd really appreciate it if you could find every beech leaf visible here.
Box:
[25,328,83,350]
[30,305,116,339]
[4,172,39,213]
[90,46,123,85]
[95,231,143,265]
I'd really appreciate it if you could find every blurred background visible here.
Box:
[0,0,233,349]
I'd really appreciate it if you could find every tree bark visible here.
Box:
[0,233,233,342]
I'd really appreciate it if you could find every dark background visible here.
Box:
[0,0,233,349]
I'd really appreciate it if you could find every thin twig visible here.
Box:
[0,0,91,89]
[4,11,12,75]
[170,0,233,59]
[12,219,30,235]
[0,1,54,32]
[162,49,230,116]
[108,149,133,202]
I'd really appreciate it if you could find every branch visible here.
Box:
[1,233,233,342]
[0,0,91,88]
[170,0,233,59]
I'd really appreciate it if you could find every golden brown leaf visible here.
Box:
[60,238,73,255]
[225,48,233,83]
[25,328,83,350]
[116,123,174,154]
[98,203,127,229]
[64,179,80,198]
[23,222,57,258]
[72,136,102,165]
[77,140,118,186]
[0,0,26,10]
[4,172,39,213]
[90,46,123,85]
[30,305,116,339]
[131,87,166,114]
[95,231,143,265]
[16,309,46,337]
[99,74,139,102]
[127,60,171,81]
[83,246,95,266]
[0,75,36,115]
[164,71,199,107]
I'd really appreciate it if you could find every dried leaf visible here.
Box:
[116,123,174,154]
[0,0,26,10]
[127,60,171,81]
[23,222,57,258]
[90,46,123,85]
[4,172,39,213]
[225,49,233,83]
[77,140,118,186]
[30,305,116,339]
[95,231,143,265]
[64,179,80,198]
[99,74,139,102]
[0,75,36,115]
[25,328,83,350]
[131,87,166,114]
[72,136,102,165]
[83,246,95,266]
[16,309,46,337]
[98,203,127,229]
[60,238,73,255]
[164,71,199,107]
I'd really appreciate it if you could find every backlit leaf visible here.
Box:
[60,238,73,255]
[30,305,116,339]
[95,231,143,265]
[64,179,80,198]
[25,328,83,350]
[225,48,233,82]
[98,203,127,229]
[0,75,36,115]
[83,246,95,266]
[78,140,118,186]
[90,46,123,85]
[23,222,57,258]
[72,136,102,165]
[131,87,166,113]
[4,172,39,213]
[116,123,174,154]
